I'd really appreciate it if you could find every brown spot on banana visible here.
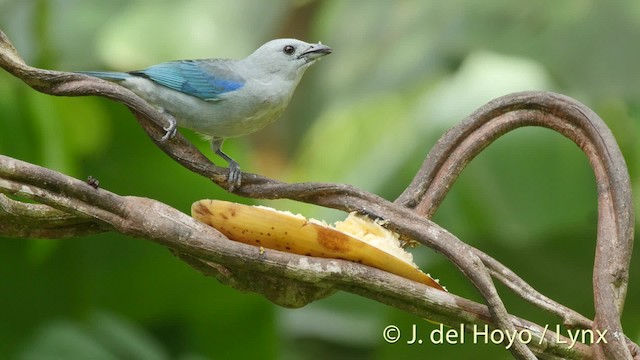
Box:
[315,226,351,253]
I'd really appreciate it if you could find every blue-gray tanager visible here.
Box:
[78,39,332,187]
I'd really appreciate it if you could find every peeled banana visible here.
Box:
[191,199,444,291]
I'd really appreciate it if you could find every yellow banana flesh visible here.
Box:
[191,199,444,291]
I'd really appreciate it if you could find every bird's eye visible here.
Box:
[283,45,295,55]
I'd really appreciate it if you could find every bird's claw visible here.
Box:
[227,160,242,191]
[160,114,178,142]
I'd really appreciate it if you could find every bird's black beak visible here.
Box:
[298,43,333,62]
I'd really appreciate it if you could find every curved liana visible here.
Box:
[396,92,635,359]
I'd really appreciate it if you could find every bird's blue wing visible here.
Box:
[130,60,245,101]
[77,71,133,81]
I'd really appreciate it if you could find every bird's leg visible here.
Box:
[211,138,241,190]
[159,110,178,142]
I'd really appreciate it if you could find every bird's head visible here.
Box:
[245,38,332,80]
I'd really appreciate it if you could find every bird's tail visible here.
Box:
[76,71,132,81]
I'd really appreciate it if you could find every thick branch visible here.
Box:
[0,193,112,237]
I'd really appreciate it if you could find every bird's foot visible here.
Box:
[160,113,177,142]
[212,139,242,191]
[227,160,242,191]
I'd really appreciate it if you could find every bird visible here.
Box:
[78,39,332,189]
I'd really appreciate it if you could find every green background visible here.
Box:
[1,1,639,359]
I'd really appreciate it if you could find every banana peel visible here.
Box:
[191,199,445,291]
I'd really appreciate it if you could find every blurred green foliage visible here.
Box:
[1,1,639,359]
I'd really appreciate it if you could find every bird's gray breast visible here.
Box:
[122,75,293,138]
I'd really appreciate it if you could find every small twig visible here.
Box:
[475,250,592,329]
